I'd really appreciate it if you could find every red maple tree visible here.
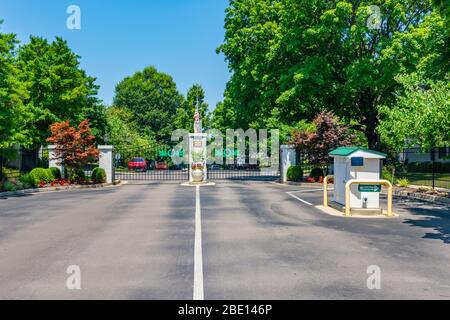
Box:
[46,120,99,169]
[292,111,355,165]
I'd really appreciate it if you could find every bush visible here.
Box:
[91,167,106,183]
[69,168,85,183]
[397,178,410,188]
[3,181,17,192]
[29,168,54,184]
[19,173,38,188]
[48,167,62,180]
[287,166,303,182]
[382,166,396,184]
[309,167,324,180]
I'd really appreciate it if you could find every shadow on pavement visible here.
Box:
[402,201,450,244]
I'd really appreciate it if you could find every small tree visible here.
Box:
[46,120,99,170]
[293,111,354,165]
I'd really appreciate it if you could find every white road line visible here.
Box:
[288,188,334,194]
[193,185,204,300]
[286,192,313,206]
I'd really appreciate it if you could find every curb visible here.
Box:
[394,190,450,205]
[0,181,124,198]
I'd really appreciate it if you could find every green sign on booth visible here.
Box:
[358,184,382,193]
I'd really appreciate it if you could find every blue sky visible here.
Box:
[0,0,230,109]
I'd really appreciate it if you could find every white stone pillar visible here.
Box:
[47,145,64,176]
[280,145,296,183]
[189,133,208,183]
[98,145,114,184]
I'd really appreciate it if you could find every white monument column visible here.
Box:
[280,145,296,183]
[189,133,208,183]
[47,145,64,177]
[98,145,114,184]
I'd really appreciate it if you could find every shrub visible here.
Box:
[91,168,107,183]
[69,168,85,183]
[3,181,17,192]
[397,178,410,188]
[29,168,54,184]
[19,173,38,188]
[309,167,324,180]
[48,167,62,180]
[287,165,303,182]
[382,166,396,184]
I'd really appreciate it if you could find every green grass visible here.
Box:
[398,172,450,189]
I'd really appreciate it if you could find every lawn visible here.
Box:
[398,172,450,189]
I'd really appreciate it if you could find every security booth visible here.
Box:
[328,147,391,216]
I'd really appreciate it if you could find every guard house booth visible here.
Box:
[329,147,387,214]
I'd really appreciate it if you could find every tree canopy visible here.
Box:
[217,0,448,150]
[17,36,106,147]
[174,84,210,132]
[379,74,450,152]
[0,21,28,149]
[114,66,184,143]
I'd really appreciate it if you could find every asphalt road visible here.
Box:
[0,181,449,299]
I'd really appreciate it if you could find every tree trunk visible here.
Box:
[364,113,381,150]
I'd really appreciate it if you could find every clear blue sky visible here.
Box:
[0,0,230,109]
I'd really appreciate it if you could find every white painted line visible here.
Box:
[286,192,313,206]
[288,188,333,194]
[193,185,204,300]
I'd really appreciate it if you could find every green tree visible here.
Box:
[174,84,210,132]
[113,66,183,143]
[0,21,28,149]
[379,74,450,152]
[210,100,236,131]
[17,36,104,147]
[218,0,447,149]
[105,106,157,152]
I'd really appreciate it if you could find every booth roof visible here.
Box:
[329,147,387,157]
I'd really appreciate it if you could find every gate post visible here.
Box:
[99,145,114,184]
[280,145,296,183]
[47,145,65,177]
[189,133,207,183]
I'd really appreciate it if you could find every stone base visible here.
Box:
[180,181,216,187]
[329,201,383,216]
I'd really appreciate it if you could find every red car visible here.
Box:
[128,157,148,172]
[155,162,168,170]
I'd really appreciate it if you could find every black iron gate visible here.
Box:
[114,145,189,181]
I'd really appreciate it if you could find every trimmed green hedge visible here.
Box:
[29,168,54,184]
[406,161,450,173]
[91,168,106,183]
[287,165,303,182]
[49,167,61,180]
[69,168,85,182]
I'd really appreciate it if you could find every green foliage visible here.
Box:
[2,180,17,192]
[382,166,396,184]
[379,75,450,152]
[91,167,106,183]
[175,84,210,132]
[0,21,29,149]
[406,161,450,174]
[29,168,54,184]
[309,168,325,180]
[218,0,448,149]
[114,66,183,143]
[17,36,105,146]
[105,106,159,157]
[69,168,85,183]
[397,178,410,188]
[48,167,61,180]
[287,165,303,182]
[19,173,38,188]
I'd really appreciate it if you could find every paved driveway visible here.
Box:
[0,181,449,299]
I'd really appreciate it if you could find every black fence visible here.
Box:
[391,148,450,189]
[207,168,280,181]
